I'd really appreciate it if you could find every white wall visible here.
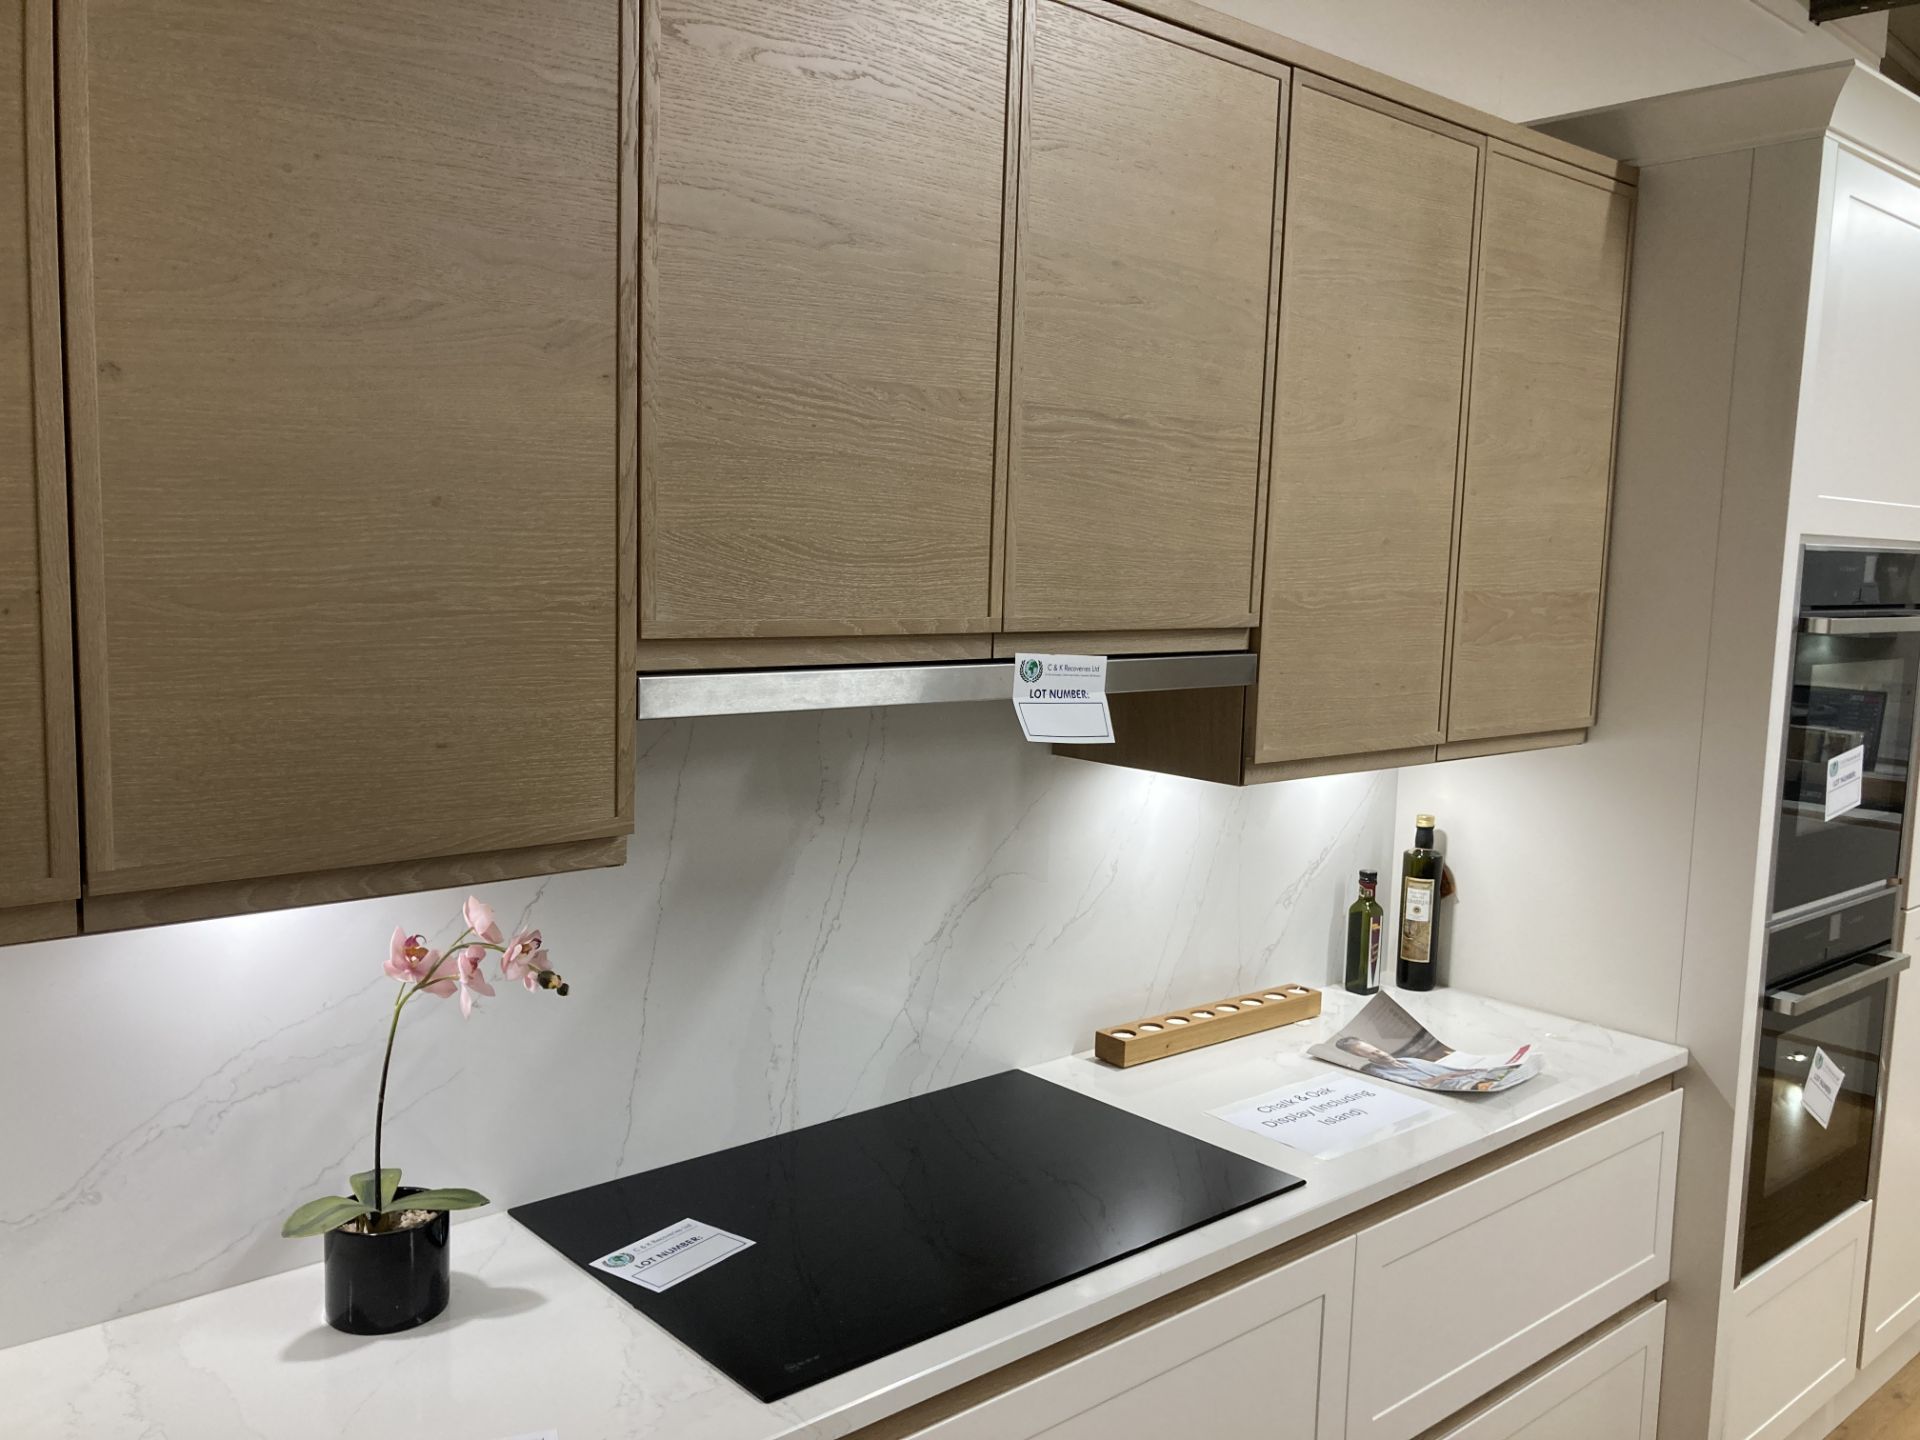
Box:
[0,703,1395,1349]
[1205,0,1883,123]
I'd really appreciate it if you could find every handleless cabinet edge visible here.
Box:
[0,0,79,916]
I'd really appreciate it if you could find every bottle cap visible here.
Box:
[1359,869,1377,884]
[1415,813,1436,827]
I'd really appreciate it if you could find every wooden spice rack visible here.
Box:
[1094,983,1322,1068]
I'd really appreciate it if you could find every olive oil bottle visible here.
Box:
[1396,814,1443,991]
[1344,870,1384,995]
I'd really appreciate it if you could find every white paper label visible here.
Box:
[590,1219,753,1293]
[1012,653,1113,744]
[1404,877,1434,923]
[1825,745,1865,822]
[1211,1076,1443,1159]
[1803,1047,1845,1129]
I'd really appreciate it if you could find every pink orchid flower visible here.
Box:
[385,928,441,984]
[454,945,495,1019]
[499,928,547,992]
[463,895,503,946]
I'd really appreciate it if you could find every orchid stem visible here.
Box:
[371,986,407,1235]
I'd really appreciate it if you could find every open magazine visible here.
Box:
[1308,993,1540,1094]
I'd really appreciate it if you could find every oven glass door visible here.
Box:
[1774,624,1920,915]
[1742,969,1890,1276]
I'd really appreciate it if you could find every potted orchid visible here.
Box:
[281,894,569,1335]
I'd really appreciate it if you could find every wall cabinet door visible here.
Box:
[0,0,77,942]
[641,0,1010,641]
[904,1238,1354,1440]
[59,0,631,903]
[1254,80,1479,765]
[1447,147,1631,743]
[1003,0,1283,634]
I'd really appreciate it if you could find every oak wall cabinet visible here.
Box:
[1446,147,1634,747]
[57,0,635,929]
[1001,0,1283,645]
[636,0,1012,670]
[0,0,78,944]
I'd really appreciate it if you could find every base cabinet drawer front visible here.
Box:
[906,1238,1354,1440]
[1430,1303,1664,1440]
[1348,1090,1680,1440]
[1724,1204,1871,1440]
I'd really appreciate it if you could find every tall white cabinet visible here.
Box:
[1538,60,1920,1440]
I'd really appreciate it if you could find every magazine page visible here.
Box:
[1307,993,1539,1094]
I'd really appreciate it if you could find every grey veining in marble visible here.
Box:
[0,703,1396,1348]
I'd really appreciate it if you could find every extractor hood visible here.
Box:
[637,651,1255,720]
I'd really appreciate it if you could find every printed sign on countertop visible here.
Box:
[591,1218,754,1294]
[1012,653,1114,744]
[1211,1075,1443,1159]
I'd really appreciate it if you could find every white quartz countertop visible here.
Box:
[0,987,1686,1440]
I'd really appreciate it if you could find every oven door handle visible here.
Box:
[1801,614,1920,635]
[1765,948,1912,1016]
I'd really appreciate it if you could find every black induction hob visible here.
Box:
[511,1069,1301,1401]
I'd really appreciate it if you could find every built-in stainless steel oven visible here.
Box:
[1742,546,1920,1276]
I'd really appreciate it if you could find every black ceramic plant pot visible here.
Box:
[323,1187,451,1335]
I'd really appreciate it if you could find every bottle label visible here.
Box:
[1367,917,1381,986]
[1401,877,1436,964]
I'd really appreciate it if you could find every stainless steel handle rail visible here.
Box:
[1800,615,1920,635]
[1765,947,1912,1017]
[636,652,1258,721]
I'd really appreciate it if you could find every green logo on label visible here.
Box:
[603,1252,636,1268]
[1020,658,1043,684]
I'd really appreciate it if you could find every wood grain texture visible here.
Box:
[82,836,627,934]
[0,900,77,946]
[1002,0,1281,632]
[1447,152,1631,743]
[1242,745,1438,785]
[991,629,1248,657]
[1094,983,1320,1067]
[0,0,78,912]
[1830,1347,1920,1440]
[641,0,1010,637]
[60,0,630,894]
[1255,81,1479,764]
[1099,0,1633,187]
[1436,729,1586,763]
[636,635,991,670]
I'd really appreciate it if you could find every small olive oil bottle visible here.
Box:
[1397,814,1444,992]
[1345,870,1384,995]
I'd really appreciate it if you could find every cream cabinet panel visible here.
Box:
[1256,82,1478,764]
[906,1238,1354,1440]
[1432,1303,1664,1440]
[1864,944,1920,1366]
[1347,1091,1679,1440]
[1447,149,1631,744]
[642,0,1009,639]
[1004,0,1283,633]
[1723,1203,1870,1440]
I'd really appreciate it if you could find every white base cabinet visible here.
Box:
[1722,1203,1872,1440]
[1348,1090,1680,1440]
[907,1238,1354,1440]
[1863,911,1920,1367]
[1432,1302,1665,1440]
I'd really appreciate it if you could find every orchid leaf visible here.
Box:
[349,1168,402,1210]
[282,1196,371,1238]
[385,1187,489,1214]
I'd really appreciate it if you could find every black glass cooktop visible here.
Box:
[511,1069,1301,1401]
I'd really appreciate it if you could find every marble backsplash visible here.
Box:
[0,703,1395,1348]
